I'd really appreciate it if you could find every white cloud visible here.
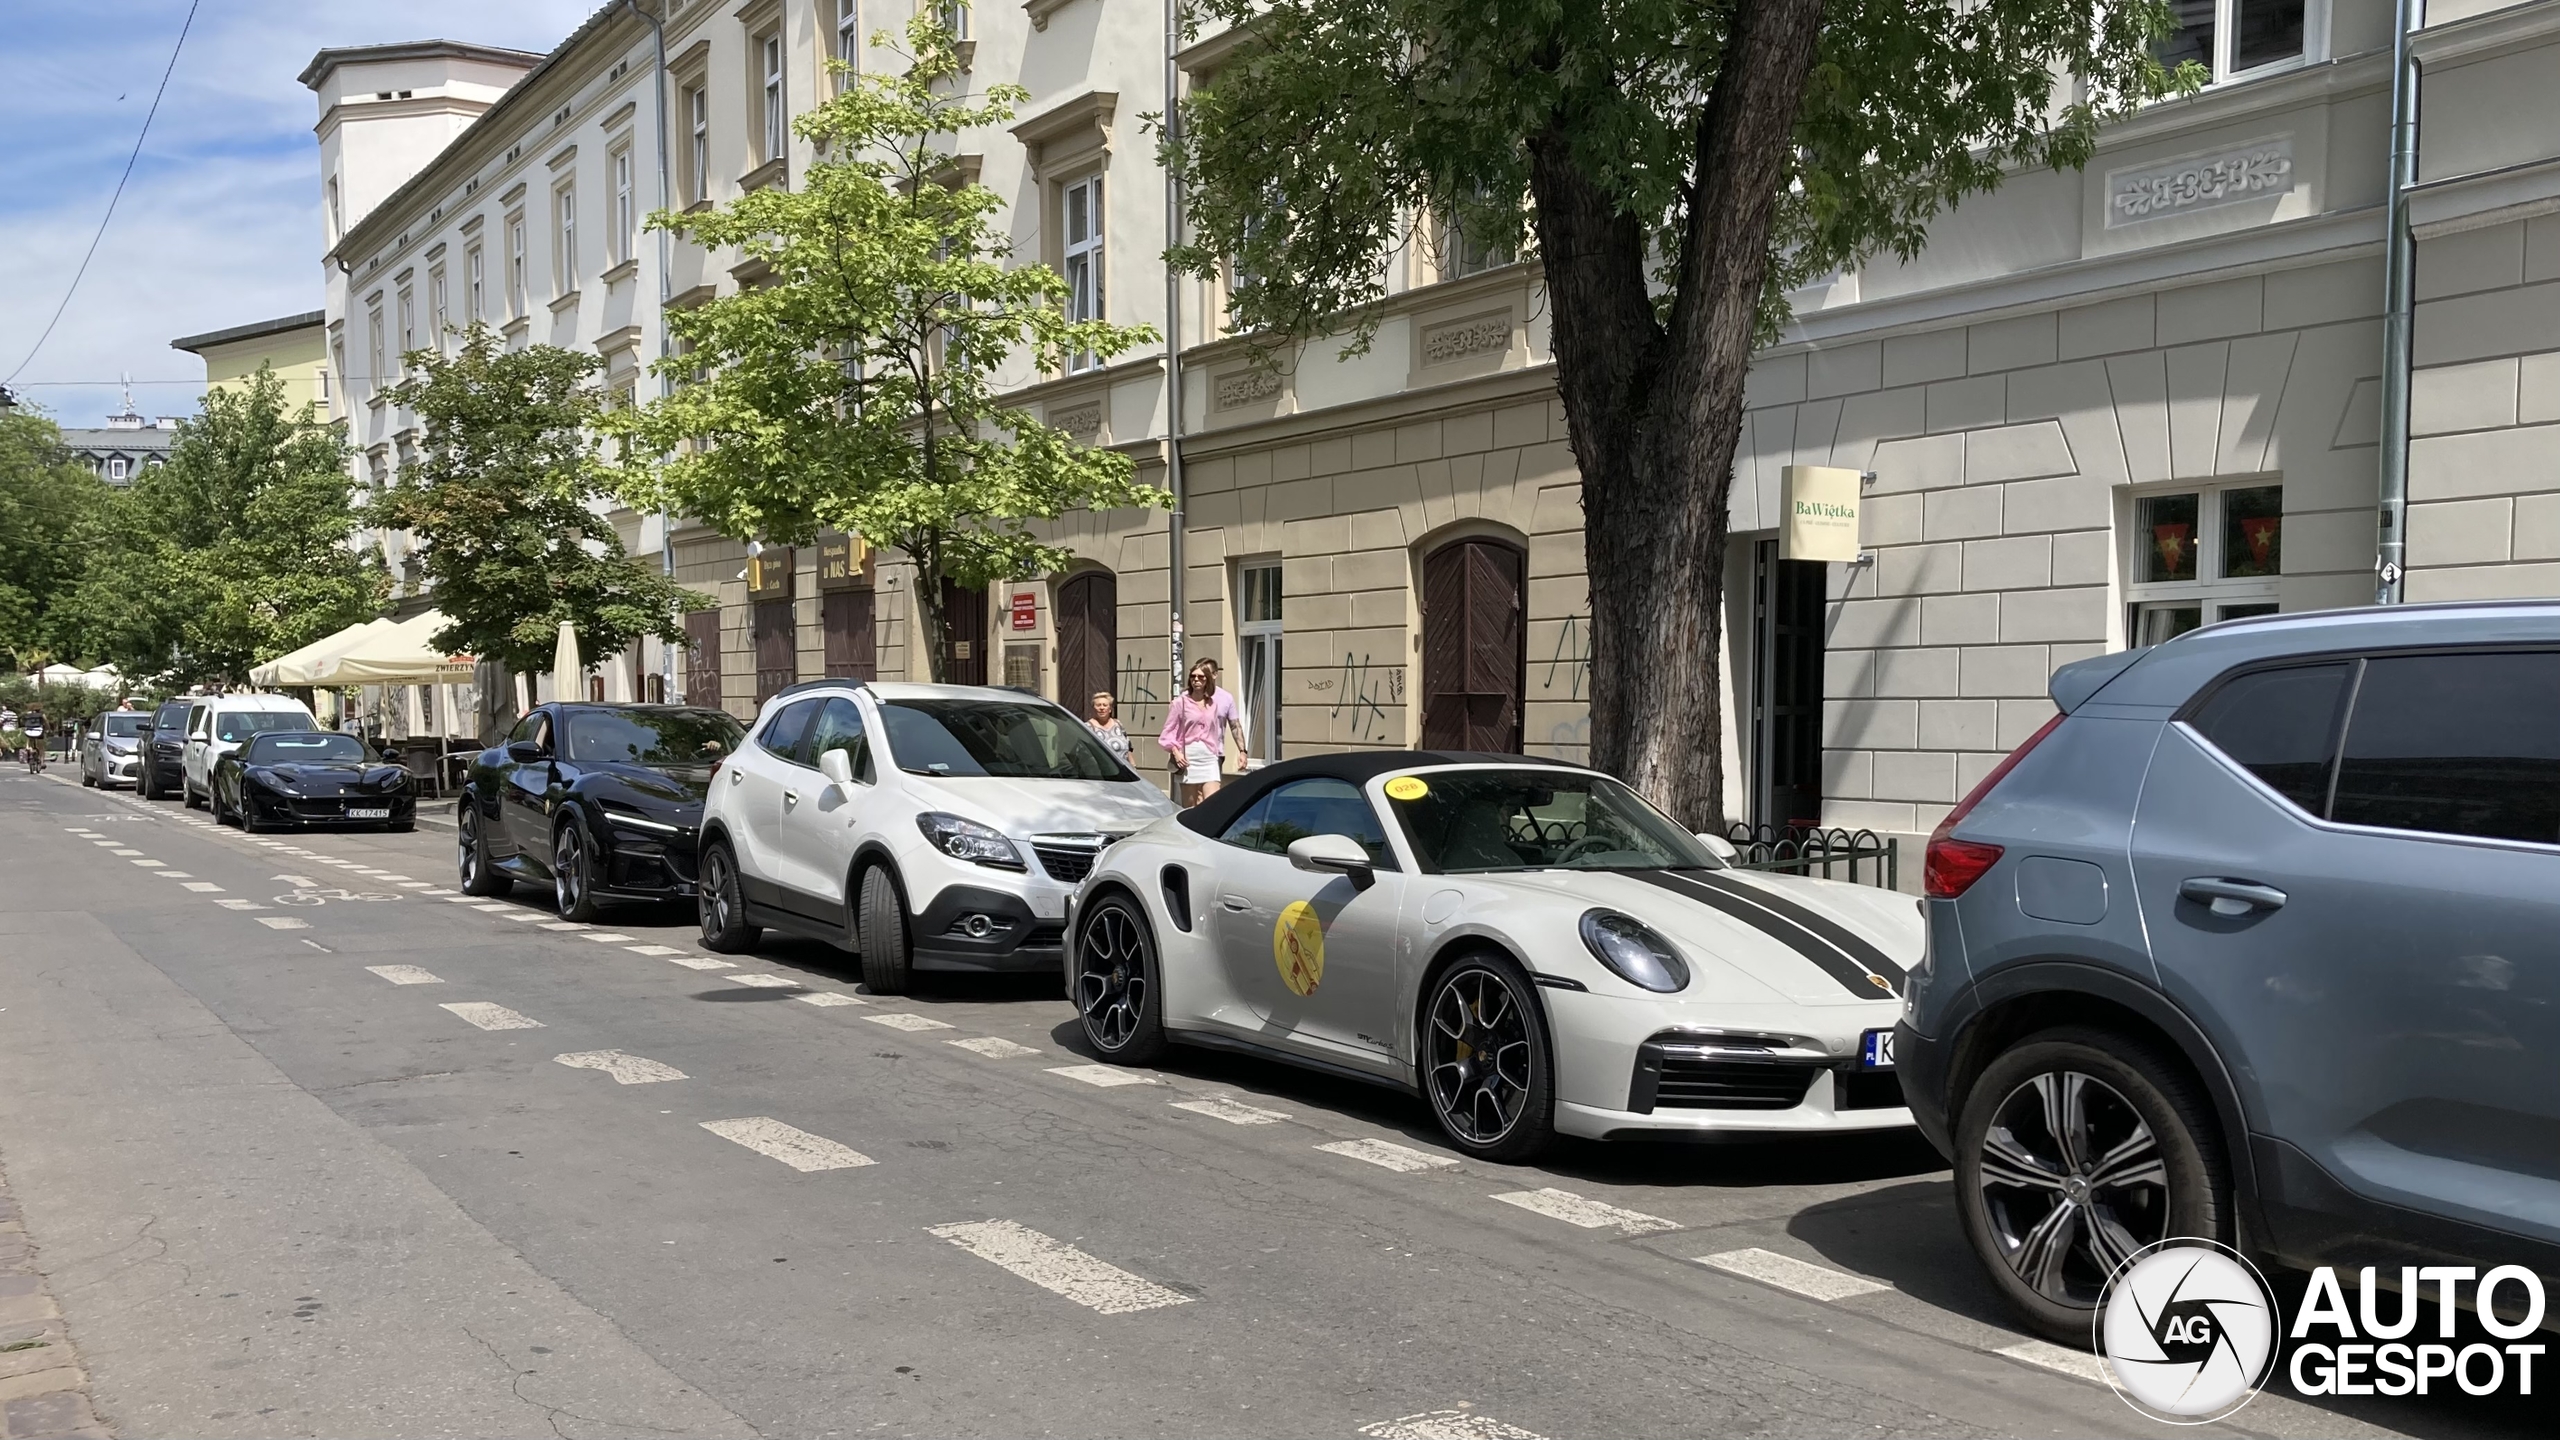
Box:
[0,0,601,426]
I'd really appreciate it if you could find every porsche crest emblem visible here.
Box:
[1273,900,1325,997]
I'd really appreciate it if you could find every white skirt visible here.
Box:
[1182,741,1220,786]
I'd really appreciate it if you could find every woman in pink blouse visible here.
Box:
[1158,658,1249,806]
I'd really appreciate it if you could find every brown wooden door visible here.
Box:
[940,579,989,685]
[683,608,722,709]
[822,588,876,680]
[1420,539,1525,753]
[752,598,796,701]
[1054,570,1117,712]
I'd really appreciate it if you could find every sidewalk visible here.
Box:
[0,1158,106,1440]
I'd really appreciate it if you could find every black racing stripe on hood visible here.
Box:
[1681,871,1903,987]
[1622,870,1899,1000]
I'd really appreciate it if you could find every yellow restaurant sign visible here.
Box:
[1780,465,1864,563]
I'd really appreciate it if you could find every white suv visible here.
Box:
[698,681,1176,992]
[180,693,318,808]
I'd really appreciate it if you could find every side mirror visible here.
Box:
[1287,833,1376,890]
[1695,832,1740,864]
[506,739,546,763]
[817,746,856,790]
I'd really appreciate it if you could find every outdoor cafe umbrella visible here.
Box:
[552,622,581,702]
[249,617,394,688]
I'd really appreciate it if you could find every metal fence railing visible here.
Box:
[1723,823,1900,890]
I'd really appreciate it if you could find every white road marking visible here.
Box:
[925,1220,1193,1315]
[539,921,590,931]
[1996,1339,2110,1386]
[1359,1409,1548,1440]
[579,932,638,942]
[1316,1138,1460,1172]
[272,874,316,885]
[699,1117,875,1172]
[1047,1063,1158,1087]
[725,973,804,989]
[664,954,734,971]
[499,911,545,922]
[470,902,514,911]
[300,940,333,953]
[793,991,867,1007]
[552,1050,686,1084]
[155,871,191,878]
[255,916,312,931]
[444,895,487,904]
[366,965,443,985]
[373,874,413,881]
[441,1002,543,1031]
[946,1036,1038,1058]
[1170,1096,1291,1126]
[1489,1188,1679,1235]
[109,848,143,856]
[130,858,165,866]
[397,881,435,889]
[181,882,224,892]
[866,1013,957,1032]
[1694,1247,1891,1301]
[622,944,685,956]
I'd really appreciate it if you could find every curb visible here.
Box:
[0,1160,106,1439]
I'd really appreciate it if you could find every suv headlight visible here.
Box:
[917,811,1025,870]
[1578,910,1691,993]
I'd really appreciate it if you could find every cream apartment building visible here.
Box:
[310,0,2560,841]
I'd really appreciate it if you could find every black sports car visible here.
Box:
[457,702,744,921]
[213,731,418,833]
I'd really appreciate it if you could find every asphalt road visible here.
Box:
[0,769,2535,1439]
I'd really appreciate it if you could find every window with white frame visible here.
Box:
[330,339,346,409]
[1436,207,1512,282]
[429,268,448,350]
[685,84,709,202]
[2154,0,2311,85]
[506,214,527,316]
[835,0,861,86]
[367,310,385,396]
[1237,560,1283,762]
[612,147,635,265]
[325,178,343,243]
[554,183,578,294]
[396,288,415,372]
[936,2,970,41]
[109,457,127,482]
[760,33,786,165]
[1061,173,1104,371]
[2124,480,2284,646]
[466,245,484,323]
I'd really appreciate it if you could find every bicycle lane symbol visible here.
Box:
[272,874,399,906]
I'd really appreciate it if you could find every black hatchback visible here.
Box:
[137,699,193,800]
[456,702,744,922]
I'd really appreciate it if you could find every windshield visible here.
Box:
[215,710,313,743]
[102,714,148,739]
[246,732,367,765]
[154,703,189,729]
[1387,769,1724,874]
[565,708,744,768]
[877,699,1134,781]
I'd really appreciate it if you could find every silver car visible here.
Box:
[1899,600,2560,1342]
[79,710,150,789]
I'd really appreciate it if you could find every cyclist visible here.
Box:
[19,706,48,772]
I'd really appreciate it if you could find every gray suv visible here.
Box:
[1898,601,2560,1342]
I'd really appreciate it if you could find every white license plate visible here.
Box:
[347,807,392,820]
[1860,1028,1896,1070]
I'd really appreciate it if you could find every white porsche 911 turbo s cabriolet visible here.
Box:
[1065,752,1924,1161]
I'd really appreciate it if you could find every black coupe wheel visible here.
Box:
[457,803,509,896]
[552,812,603,922]
[209,784,231,827]
[697,840,761,953]
[1074,895,1165,1064]
[856,865,911,994]
[1422,953,1556,1162]
[1954,1027,2228,1344]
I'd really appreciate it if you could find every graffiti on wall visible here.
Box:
[1304,653,1404,742]
[1542,613,1590,701]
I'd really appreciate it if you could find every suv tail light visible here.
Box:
[1923,712,2066,899]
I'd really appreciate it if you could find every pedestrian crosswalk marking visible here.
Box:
[1489,1188,1678,1235]
[552,1050,686,1084]
[1694,1247,1890,1301]
[1170,1096,1290,1126]
[947,1036,1038,1058]
[1316,1138,1458,1173]
[926,1220,1193,1315]
[701,1117,874,1171]
[366,965,443,985]
[441,1001,543,1031]
[1047,1063,1156,1087]
[866,1012,956,1032]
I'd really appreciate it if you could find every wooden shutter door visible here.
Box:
[940,579,989,685]
[752,599,796,702]
[822,589,876,679]
[1421,539,1525,753]
[1056,571,1117,713]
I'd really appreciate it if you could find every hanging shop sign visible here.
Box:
[1780,465,1864,563]
[816,533,874,591]
[747,544,794,599]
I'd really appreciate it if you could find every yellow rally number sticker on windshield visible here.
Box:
[1273,900,1325,997]
[1383,775,1430,802]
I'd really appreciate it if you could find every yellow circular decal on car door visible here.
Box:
[1273,900,1325,996]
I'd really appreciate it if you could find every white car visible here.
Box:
[1066,753,1924,1161]
[179,693,318,809]
[697,680,1177,992]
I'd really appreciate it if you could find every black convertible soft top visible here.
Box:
[1174,750,1580,836]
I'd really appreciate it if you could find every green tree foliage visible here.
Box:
[608,18,1166,681]
[370,326,708,690]
[0,410,114,670]
[59,368,385,689]
[1167,0,2195,825]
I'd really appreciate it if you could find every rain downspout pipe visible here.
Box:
[623,0,680,696]
[2376,0,2421,605]
[1162,0,1188,711]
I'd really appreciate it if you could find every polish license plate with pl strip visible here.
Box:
[348,807,391,820]
[1860,1028,1896,1070]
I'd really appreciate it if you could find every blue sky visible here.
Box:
[0,0,601,428]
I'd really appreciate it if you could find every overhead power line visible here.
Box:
[3,0,204,385]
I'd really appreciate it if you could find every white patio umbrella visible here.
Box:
[552,622,581,702]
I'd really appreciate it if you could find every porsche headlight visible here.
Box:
[1578,909,1691,993]
[917,811,1025,870]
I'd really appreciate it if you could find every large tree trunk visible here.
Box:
[1532,0,1826,832]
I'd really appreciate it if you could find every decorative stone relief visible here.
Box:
[1048,402,1102,438]
[1421,311,1514,365]
[1213,369,1282,410]
[2105,136,2293,228]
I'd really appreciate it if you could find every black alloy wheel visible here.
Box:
[1422,954,1556,1162]
[457,803,509,896]
[209,782,231,827]
[1954,1027,2228,1344]
[1074,895,1165,1063]
[697,840,761,953]
[553,812,603,922]
[856,865,911,994]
